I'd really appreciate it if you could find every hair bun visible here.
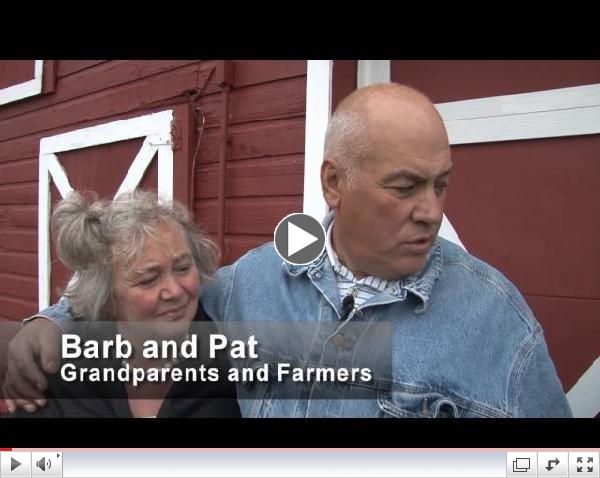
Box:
[51,191,109,271]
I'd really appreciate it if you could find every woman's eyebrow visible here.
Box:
[172,252,192,262]
[131,264,161,276]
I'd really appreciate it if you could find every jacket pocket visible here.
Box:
[376,386,504,418]
[234,350,309,417]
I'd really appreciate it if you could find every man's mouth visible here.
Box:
[403,236,432,253]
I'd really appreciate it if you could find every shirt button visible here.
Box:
[314,271,322,279]
[333,335,346,347]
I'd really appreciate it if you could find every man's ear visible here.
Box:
[321,158,342,209]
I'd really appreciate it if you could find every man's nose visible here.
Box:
[411,187,444,225]
[159,274,185,301]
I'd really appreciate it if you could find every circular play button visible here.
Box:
[274,213,326,265]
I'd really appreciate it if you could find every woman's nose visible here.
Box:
[159,274,184,300]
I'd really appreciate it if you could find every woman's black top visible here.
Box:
[7,302,241,418]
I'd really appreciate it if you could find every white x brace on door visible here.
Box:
[37,109,175,309]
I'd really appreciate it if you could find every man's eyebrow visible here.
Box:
[381,170,424,184]
[381,167,453,184]
[436,167,453,179]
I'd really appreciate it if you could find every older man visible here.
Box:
[3,83,571,417]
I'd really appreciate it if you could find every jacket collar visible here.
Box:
[282,211,443,312]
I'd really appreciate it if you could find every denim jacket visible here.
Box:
[40,213,572,418]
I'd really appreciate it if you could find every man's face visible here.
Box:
[329,102,452,280]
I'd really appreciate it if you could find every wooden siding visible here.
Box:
[391,60,600,102]
[0,60,36,90]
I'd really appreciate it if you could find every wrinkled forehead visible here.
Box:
[113,219,188,267]
[361,131,452,181]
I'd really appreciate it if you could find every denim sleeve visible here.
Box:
[512,331,573,417]
[23,296,74,329]
[200,264,233,322]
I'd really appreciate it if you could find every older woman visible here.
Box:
[10,190,240,418]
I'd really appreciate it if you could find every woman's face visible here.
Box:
[112,222,200,333]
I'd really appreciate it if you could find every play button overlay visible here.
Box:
[274,213,325,265]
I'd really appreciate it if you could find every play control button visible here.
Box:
[274,213,326,265]
[1,452,32,477]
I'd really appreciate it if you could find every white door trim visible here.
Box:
[437,83,600,144]
[357,60,391,87]
[303,60,332,221]
[566,356,600,418]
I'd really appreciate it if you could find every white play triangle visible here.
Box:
[288,221,318,256]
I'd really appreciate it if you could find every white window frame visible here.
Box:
[0,60,44,106]
[37,109,175,309]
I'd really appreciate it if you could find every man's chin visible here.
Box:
[391,258,429,279]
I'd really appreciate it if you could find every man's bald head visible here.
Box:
[323,83,449,184]
[320,82,453,279]
[338,82,438,114]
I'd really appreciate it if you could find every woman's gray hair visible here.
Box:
[51,190,219,321]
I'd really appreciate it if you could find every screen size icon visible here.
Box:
[514,458,531,472]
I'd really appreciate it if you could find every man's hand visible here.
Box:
[2,318,61,413]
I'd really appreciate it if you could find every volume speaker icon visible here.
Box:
[36,457,52,471]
